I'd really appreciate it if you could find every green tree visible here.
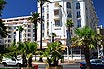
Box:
[0,19,8,38]
[17,42,27,67]
[71,26,100,69]
[42,41,63,66]
[3,43,18,58]
[0,0,7,53]
[0,0,7,37]
[24,41,38,67]
[17,41,38,67]
[28,12,39,41]
[38,0,50,62]
[16,26,24,42]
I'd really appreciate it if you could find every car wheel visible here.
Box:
[17,63,21,67]
[3,62,7,66]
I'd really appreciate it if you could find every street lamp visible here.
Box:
[59,4,72,61]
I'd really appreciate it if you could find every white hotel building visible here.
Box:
[1,0,98,52]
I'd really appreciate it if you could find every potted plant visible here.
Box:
[42,41,64,69]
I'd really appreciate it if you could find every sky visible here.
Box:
[1,0,104,27]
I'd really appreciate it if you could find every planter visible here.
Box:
[46,65,63,69]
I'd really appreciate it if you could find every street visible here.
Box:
[0,63,80,69]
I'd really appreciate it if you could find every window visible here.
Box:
[27,38,31,41]
[8,27,11,30]
[42,16,44,20]
[28,29,31,32]
[55,20,61,27]
[8,40,11,43]
[77,19,81,28]
[77,11,81,18]
[47,22,49,28]
[67,11,72,18]
[5,40,7,43]
[14,26,16,29]
[66,2,71,9]
[42,33,44,37]
[42,23,44,30]
[42,8,44,13]
[28,34,31,37]
[33,29,35,32]
[8,35,11,38]
[28,25,31,28]
[47,14,49,19]
[76,2,80,9]
[54,10,59,16]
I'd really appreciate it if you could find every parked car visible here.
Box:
[1,57,22,66]
[80,59,104,69]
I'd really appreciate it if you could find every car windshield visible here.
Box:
[90,59,103,64]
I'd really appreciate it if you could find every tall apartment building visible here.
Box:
[2,16,36,47]
[37,0,98,46]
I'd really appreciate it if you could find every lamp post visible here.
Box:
[59,4,72,62]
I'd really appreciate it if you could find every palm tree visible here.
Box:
[42,41,63,66]
[71,26,100,69]
[17,41,38,67]
[3,43,18,58]
[28,12,39,42]
[0,0,7,37]
[16,26,24,42]
[38,0,50,62]
[0,19,8,38]
[0,0,7,53]
[0,0,6,16]
[24,41,38,67]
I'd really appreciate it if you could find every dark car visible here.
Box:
[80,59,104,69]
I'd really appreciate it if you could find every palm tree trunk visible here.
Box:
[84,46,91,69]
[66,28,71,46]
[34,22,37,41]
[35,54,36,61]
[39,0,43,62]
[19,31,20,42]
[52,36,54,42]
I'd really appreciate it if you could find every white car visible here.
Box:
[1,57,22,66]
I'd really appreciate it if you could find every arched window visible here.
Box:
[76,2,80,9]
[66,2,71,9]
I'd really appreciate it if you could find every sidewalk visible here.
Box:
[32,59,85,65]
